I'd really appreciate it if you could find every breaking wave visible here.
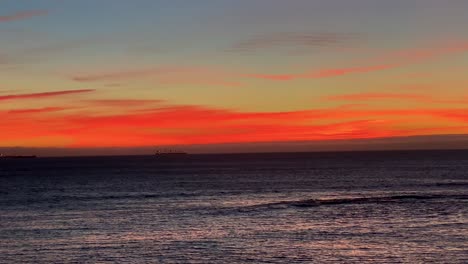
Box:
[234,193,468,212]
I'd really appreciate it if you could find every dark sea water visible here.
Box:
[1,150,467,263]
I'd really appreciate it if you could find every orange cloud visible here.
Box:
[327,93,430,101]
[250,41,468,80]
[6,107,68,115]
[0,89,94,101]
[85,99,165,107]
[70,41,468,85]
[1,98,468,148]
[0,10,47,22]
[326,92,468,105]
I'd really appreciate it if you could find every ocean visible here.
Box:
[1,150,467,263]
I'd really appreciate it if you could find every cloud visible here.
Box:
[2,96,468,148]
[73,68,195,82]
[229,32,357,53]
[0,89,94,101]
[72,40,468,85]
[51,109,398,147]
[325,92,468,105]
[7,107,68,115]
[85,99,166,107]
[72,67,240,87]
[250,41,468,80]
[326,93,431,101]
[0,10,47,23]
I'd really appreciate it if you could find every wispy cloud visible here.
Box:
[85,99,166,107]
[326,92,468,105]
[2,96,468,148]
[0,10,47,23]
[7,107,68,115]
[326,93,431,101]
[72,67,240,87]
[73,68,194,82]
[73,40,468,86]
[229,32,357,53]
[250,41,468,80]
[74,68,207,81]
[80,40,468,86]
[0,89,94,101]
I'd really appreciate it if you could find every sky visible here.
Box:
[1,0,468,154]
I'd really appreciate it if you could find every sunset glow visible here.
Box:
[1,0,468,153]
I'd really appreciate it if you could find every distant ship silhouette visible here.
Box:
[154,149,188,157]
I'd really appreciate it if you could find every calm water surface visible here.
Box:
[1,150,467,263]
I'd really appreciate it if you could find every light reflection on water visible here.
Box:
[1,152,467,263]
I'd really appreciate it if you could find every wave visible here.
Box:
[434,182,468,187]
[234,193,468,212]
[0,192,199,206]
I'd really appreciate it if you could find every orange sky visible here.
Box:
[1,1,468,152]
